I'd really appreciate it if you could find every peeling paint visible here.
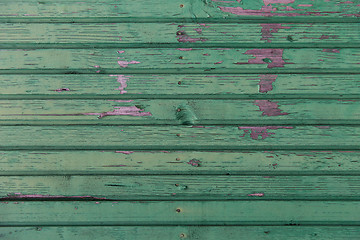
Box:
[260,24,290,43]
[177,48,193,51]
[109,75,130,94]
[254,100,289,116]
[84,106,152,119]
[322,49,340,53]
[115,151,134,154]
[187,159,201,167]
[238,126,293,140]
[117,60,141,68]
[258,74,277,93]
[54,88,70,92]
[248,193,264,197]
[235,49,291,68]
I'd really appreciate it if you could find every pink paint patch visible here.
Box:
[199,23,210,28]
[297,4,313,6]
[94,65,100,68]
[177,30,207,43]
[177,48,193,51]
[238,126,293,140]
[236,49,291,68]
[115,151,135,154]
[260,24,290,43]
[187,159,201,167]
[248,193,264,197]
[117,60,141,68]
[322,49,340,53]
[194,28,203,34]
[214,61,223,64]
[117,51,125,54]
[263,0,295,5]
[258,74,277,93]
[254,100,289,116]
[54,88,70,92]
[109,75,130,94]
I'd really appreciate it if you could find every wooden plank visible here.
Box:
[2,150,359,176]
[1,201,360,226]
[1,0,359,22]
[1,48,359,74]
[2,175,360,200]
[0,23,359,48]
[0,74,359,99]
[2,226,360,240]
[1,99,359,125]
[0,125,359,150]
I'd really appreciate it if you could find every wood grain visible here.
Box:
[2,226,360,240]
[1,0,359,22]
[1,74,358,99]
[1,201,360,226]
[1,48,359,74]
[0,23,358,48]
[0,125,359,150]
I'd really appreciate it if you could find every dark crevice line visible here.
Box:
[0,17,359,23]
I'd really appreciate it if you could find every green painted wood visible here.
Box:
[0,125,359,150]
[1,150,359,176]
[0,99,359,125]
[1,48,359,74]
[1,0,359,22]
[1,201,360,226]
[0,23,358,48]
[2,226,360,240]
[0,74,358,99]
[2,175,360,200]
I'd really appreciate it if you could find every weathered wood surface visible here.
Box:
[1,0,359,21]
[1,201,360,226]
[2,175,360,200]
[2,226,360,240]
[1,48,359,73]
[0,99,359,125]
[1,126,359,150]
[1,74,359,99]
[1,151,359,176]
[1,23,359,48]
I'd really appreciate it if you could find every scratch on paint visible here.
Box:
[109,75,130,94]
[260,24,290,43]
[254,100,289,116]
[84,106,152,119]
[248,193,264,197]
[258,75,277,93]
[238,126,293,140]
[235,49,292,68]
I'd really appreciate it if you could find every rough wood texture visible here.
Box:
[0,23,359,48]
[1,151,359,176]
[2,226,360,240]
[0,74,358,99]
[1,0,359,21]
[1,125,359,150]
[1,48,359,73]
[1,201,360,226]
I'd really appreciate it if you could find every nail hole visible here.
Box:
[180,4,184,8]
[175,184,179,186]
[176,157,181,161]
[179,56,183,59]
[178,81,182,85]
[177,108,182,112]
[176,208,181,213]
[176,134,181,137]
[180,233,186,238]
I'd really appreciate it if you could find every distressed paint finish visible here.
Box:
[0,0,359,20]
[1,48,359,73]
[0,23,358,47]
[3,175,360,200]
[2,226,360,240]
[0,74,359,98]
[0,99,359,124]
[1,151,359,176]
[1,125,360,150]
[1,201,360,225]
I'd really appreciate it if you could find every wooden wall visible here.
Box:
[1,0,360,239]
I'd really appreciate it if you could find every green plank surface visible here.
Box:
[1,0,359,22]
[1,150,359,176]
[1,201,360,226]
[0,74,358,99]
[2,175,360,200]
[0,99,359,125]
[0,23,359,48]
[1,125,359,150]
[2,226,360,240]
[1,48,359,73]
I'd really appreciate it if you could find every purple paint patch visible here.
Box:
[254,100,289,116]
[109,75,130,94]
[258,74,277,93]
[117,60,141,68]
[54,88,70,92]
[238,126,293,140]
[322,49,340,53]
[260,24,290,43]
[187,159,201,167]
[236,49,291,68]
